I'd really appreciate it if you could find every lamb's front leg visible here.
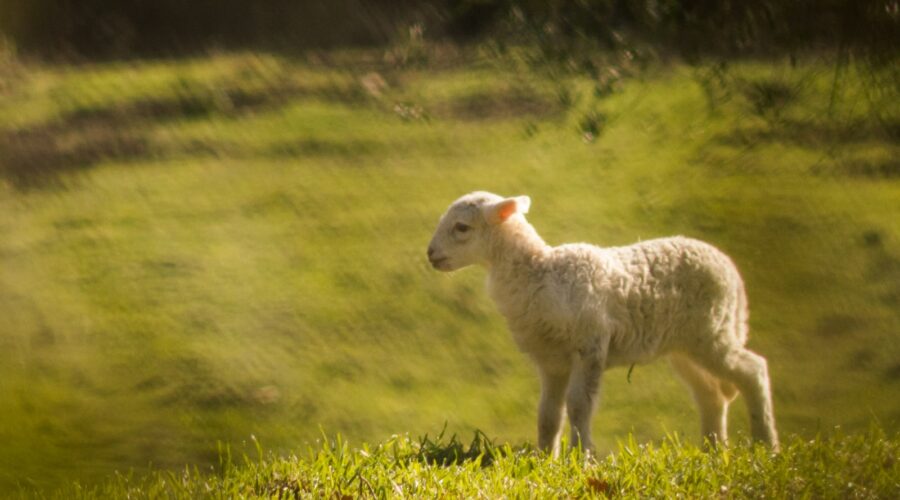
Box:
[537,363,571,456]
[566,354,604,453]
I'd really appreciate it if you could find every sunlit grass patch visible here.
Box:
[39,427,900,499]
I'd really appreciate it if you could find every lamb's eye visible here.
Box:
[454,223,471,233]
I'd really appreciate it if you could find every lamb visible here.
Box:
[426,191,779,454]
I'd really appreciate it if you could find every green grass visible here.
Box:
[40,428,900,498]
[1,49,898,494]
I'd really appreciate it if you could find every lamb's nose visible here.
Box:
[427,246,435,259]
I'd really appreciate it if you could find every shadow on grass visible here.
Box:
[712,116,900,180]
[434,88,563,122]
[0,123,149,190]
[0,79,368,190]
[716,117,900,150]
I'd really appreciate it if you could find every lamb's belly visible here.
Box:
[605,320,676,368]
[605,343,665,368]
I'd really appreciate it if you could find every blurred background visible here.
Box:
[0,0,898,494]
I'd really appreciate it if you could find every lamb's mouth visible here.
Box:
[429,257,449,270]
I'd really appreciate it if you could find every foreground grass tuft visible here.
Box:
[38,427,899,499]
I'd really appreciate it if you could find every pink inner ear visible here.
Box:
[497,200,517,221]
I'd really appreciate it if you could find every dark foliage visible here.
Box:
[413,428,506,466]
[486,0,899,61]
[0,0,896,58]
[0,0,440,57]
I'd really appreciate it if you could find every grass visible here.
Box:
[0,48,898,494]
[40,427,900,498]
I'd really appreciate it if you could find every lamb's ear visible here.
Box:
[514,195,531,214]
[484,195,531,225]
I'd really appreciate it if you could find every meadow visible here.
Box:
[41,428,900,498]
[0,46,898,494]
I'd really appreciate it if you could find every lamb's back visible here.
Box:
[537,236,746,361]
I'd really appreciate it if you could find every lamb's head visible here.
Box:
[427,191,531,272]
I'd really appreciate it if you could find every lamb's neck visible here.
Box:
[485,220,550,281]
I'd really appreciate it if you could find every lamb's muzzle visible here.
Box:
[427,245,450,270]
[428,191,779,454]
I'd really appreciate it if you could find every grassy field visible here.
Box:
[41,428,900,498]
[0,47,898,494]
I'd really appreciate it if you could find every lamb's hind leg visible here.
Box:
[693,346,779,450]
[669,354,729,448]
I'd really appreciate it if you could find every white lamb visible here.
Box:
[427,191,778,454]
